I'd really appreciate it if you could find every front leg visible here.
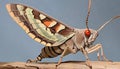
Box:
[81,47,92,68]
[86,43,109,61]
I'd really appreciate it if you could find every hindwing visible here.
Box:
[6,4,75,46]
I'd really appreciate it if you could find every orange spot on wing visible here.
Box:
[43,21,52,27]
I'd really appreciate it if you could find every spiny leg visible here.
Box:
[86,44,101,60]
[87,44,109,61]
[81,47,92,68]
[97,50,100,61]
[56,46,69,67]
[99,44,109,61]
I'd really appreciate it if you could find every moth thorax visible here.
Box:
[84,29,91,38]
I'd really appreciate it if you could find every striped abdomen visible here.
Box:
[36,46,64,61]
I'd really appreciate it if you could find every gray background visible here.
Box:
[0,0,120,62]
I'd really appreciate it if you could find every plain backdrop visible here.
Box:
[0,0,120,62]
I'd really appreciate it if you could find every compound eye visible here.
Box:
[84,29,91,38]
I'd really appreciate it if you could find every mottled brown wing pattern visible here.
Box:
[6,4,75,46]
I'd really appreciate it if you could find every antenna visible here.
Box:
[84,0,92,38]
[85,0,92,30]
[97,16,120,32]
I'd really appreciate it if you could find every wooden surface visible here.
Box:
[0,61,120,69]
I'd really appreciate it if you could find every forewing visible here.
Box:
[6,4,75,46]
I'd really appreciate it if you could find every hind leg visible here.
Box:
[56,46,69,66]
[80,47,92,68]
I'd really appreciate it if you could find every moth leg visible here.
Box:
[87,44,109,61]
[99,44,109,61]
[81,47,92,68]
[56,46,69,67]
[97,50,100,61]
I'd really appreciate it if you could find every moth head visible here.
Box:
[87,29,99,44]
[84,29,99,46]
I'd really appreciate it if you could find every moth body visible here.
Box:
[36,29,99,61]
[6,3,120,66]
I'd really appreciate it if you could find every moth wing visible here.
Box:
[6,4,75,46]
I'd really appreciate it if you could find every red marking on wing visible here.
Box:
[43,21,52,27]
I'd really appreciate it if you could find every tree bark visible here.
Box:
[0,61,120,69]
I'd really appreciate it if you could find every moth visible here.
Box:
[6,1,120,67]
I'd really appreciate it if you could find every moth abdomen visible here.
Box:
[37,46,64,60]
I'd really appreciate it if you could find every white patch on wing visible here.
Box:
[41,41,46,45]
[17,5,24,15]
[46,43,52,46]
[40,14,46,20]
[49,21,57,27]
[34,38,41,42]
[28,33,35,39]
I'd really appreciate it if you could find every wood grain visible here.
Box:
[0,61,120,69]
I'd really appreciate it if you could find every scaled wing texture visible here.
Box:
[6,4,75,46]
